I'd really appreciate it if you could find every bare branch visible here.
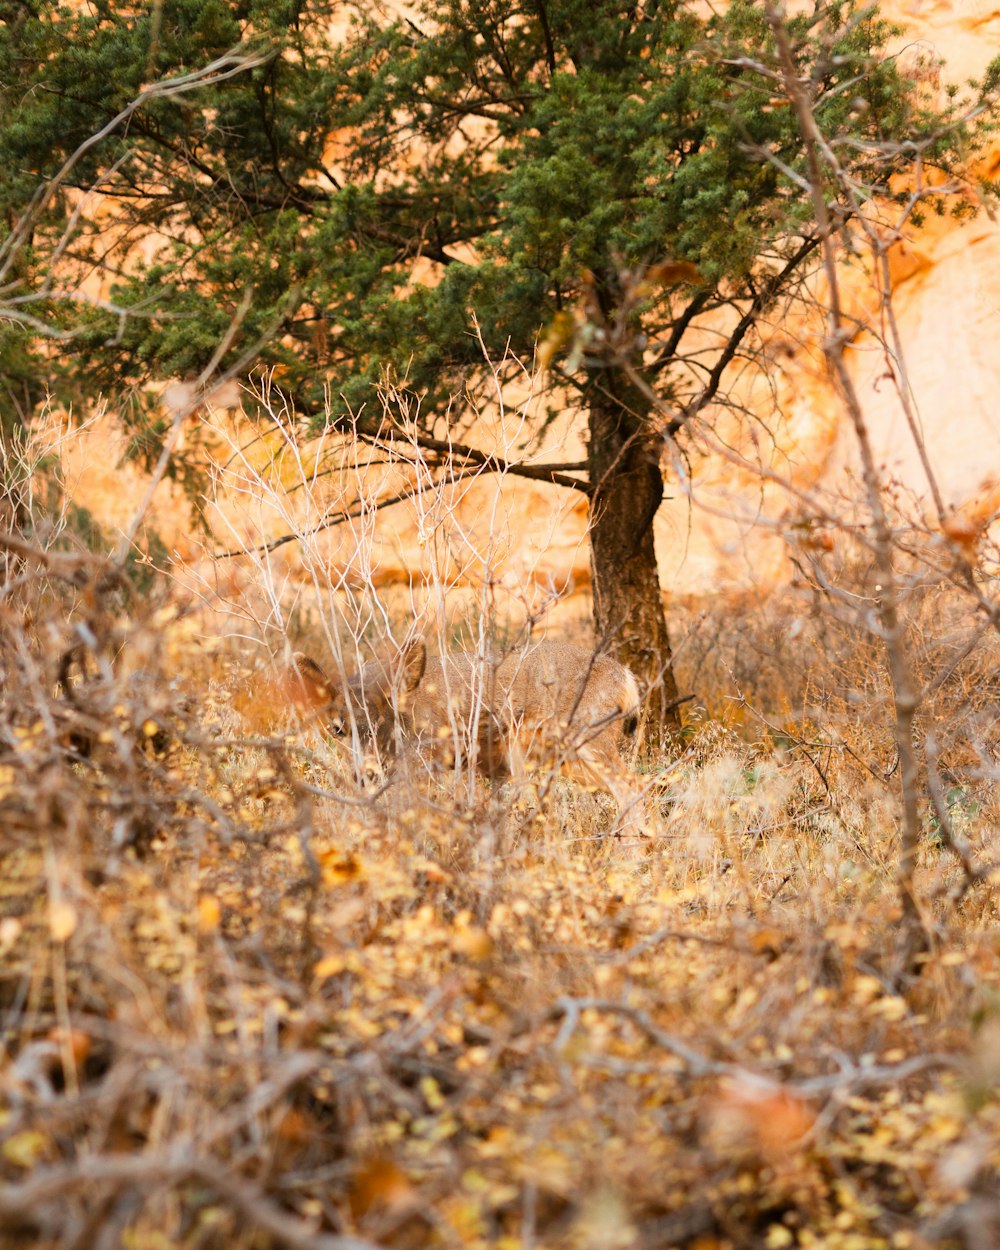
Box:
[0,1152,384,1250]
[766,5,927,953]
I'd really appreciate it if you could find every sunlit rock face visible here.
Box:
[654,1,1000,599]
[837,0,1000,506]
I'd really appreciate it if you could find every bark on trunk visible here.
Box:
[587,368,680,747]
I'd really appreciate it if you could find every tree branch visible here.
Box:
[215,426,590,560]
[664,233,824,437]
[531,0,558,75]
[0,1151,384,1250]
[647,288,712,375]
[371,431,592,494]
[766,4,926,952]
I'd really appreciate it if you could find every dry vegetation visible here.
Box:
[4,2,1000,1244]
[2,414,1000,1250]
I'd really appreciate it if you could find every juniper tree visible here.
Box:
[1,0,995,736]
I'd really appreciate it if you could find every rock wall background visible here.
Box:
[52,1,1000,628]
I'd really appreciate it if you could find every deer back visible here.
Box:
[407,652,510,778]
[496,642,639,742]
[287,639,639,786]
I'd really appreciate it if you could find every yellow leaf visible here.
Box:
[413,858,450,883]
[2,1130,49,1168]
[451,923,493,961]
[869,995,908,1021]
[314,953,346,979]
[748,927,786,957]
[198,895,221,933]
[48,900,77,943]
[320,851,364,887]
[48,1026,92,1067]
[420,1076,445,1111]
[349,1158,415,1219]
[0,916,22,954]
[851,974,883,1004]
[536,310,575,372]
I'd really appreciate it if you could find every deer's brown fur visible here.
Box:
[288,639,646,823]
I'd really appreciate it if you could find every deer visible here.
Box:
[286,638,651,836]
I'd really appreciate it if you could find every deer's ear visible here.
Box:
[400,639,427,692]
[288,653,335,710]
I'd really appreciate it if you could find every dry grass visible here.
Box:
[2,431,1000,1250]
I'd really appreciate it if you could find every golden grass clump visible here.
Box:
[3,445,1000,1250]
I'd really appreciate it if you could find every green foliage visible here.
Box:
[0,0,995,433]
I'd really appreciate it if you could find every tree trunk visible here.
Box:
[587,367,680,748]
